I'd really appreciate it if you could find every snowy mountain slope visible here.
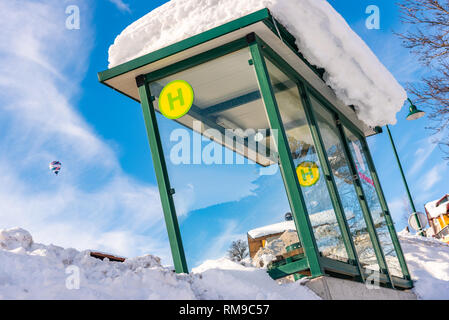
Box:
[0,227,448,300]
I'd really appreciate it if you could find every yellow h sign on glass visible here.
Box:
[159,80,194,119]
[296,161,320,187]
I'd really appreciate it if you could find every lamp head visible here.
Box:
[406,98,425,121]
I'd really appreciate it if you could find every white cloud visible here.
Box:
[388,196,409,221]
[406,132,443,177]
[108,0,131,13]
[199,220,245,264]
[421,163,446,192]
[0,0,170,262]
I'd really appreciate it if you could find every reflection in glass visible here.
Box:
[344,127,403,278]
[265,58,349,262]
[310,96,380,271]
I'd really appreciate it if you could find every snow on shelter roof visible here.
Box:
[107,0,407,127]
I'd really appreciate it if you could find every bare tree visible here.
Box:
[401,195,413,227]
[227,240,248,262]
[396,0,449,155]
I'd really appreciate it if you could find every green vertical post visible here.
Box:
[386,125,423,236]
[336,120,394,288]
[361,136,412,280]
[300,85,364,281]
[248,34,323,277]
[136,75,188,274]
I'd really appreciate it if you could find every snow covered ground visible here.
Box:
[0,228,318,299]
[398,230,449,300]
[0,227,448,300]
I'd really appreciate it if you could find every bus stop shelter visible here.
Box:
[98,8,413,290]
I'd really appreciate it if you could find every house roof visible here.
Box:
[425,195,449,219]
[248,209,354,239]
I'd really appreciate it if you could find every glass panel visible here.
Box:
[343,127,403,278]
[265,59,349,262]
[310,95,380,271]
[149,48,303,272]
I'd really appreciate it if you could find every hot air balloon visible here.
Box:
[49,161,61,175]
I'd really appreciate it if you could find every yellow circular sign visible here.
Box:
[159,80,194,119]
[296,161,320,187]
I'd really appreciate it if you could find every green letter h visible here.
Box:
[301,168,314,181]
[167,88,185,111]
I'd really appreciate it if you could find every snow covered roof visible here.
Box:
[248,220,296,239]
[425,195,449,219]
[107,0,406,127]
[248,210,354,239]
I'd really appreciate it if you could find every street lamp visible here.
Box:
[386,98,426,236]
[405,98,426,121]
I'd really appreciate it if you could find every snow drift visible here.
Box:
[0,228,318,299]
[107,0,407,127]
[1,227,449,299]
[398,230,449,300]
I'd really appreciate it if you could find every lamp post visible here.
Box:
[386,98,426,236]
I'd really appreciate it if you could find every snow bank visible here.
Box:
[191,258,318,299]
[0,227,318,300]
[108,0,406,127]
[2,227,448,299]
[399,230,449,300]
[0,228,33,250]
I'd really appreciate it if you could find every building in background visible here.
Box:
[425,195,449,243]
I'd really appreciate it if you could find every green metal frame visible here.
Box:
[256,42,365,281]
[136,77,188,274]
[359,135,412,280]
[99,10,412,288]
[333,116,394,288]
[251,35,412,288]
[248,35,323,278]
[268,257,309,280]
[315,107,412,282]
[300,84,365,281]
[99,9,272,83]
[255,36,393,285]
[338,119,412,282]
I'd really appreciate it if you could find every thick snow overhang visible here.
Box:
[98,8,377,138]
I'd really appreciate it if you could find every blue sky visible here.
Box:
[0,0,447,269]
